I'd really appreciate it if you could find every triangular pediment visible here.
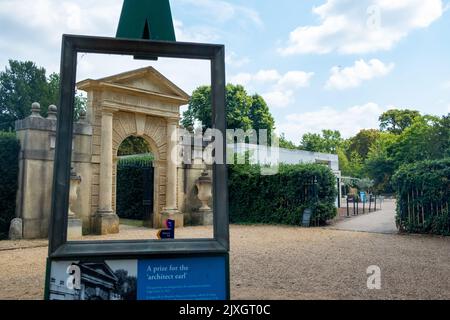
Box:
[77,66,190,104]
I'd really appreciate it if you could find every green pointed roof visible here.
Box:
[116,0,176,41]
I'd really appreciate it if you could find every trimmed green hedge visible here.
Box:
[116,154,153,220]
[229,163,338,226]
[392,159,450,235]
[0,132,20,239]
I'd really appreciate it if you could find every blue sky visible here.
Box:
[0,0,449,142]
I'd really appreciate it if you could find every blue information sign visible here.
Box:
[137,256,227,300]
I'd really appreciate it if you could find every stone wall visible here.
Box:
[15,103,92,238]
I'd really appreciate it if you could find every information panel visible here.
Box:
[137,256,227,300]
[47,255,228,301]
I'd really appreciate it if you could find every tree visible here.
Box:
[249,94,275,140]
[279,133,298,150]
[0,60,51,130]
[347,151,364,178]
[430,113,450,158]
[181,84,275,134]
[299,133,323,152]
[299,130,343,153]
[364,132,398,194]
[0,60,86,131]
[390,115,442,166]
[379,109,421,134]
[118,136,150,156]
[347,129,381,160]
[47,73,87,120]
[336,148,351,176]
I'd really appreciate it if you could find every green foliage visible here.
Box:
[365,132,397,194]
[336,148,351,176]
[0,60,87,130]
[354,178,374,192]
[365,114,449,194]
[118,136,150,156]
[181,84,275,135]
[47,73,87,121]
[229,163,337,226]
[390,115,445,166]
[116,154,154,220]
[379,109,421,134]
[0,132,20,239]
[347,129,381,160]
[0,60,50,130]
[249,94,275,139]
[346,151,364,178]
[392,159,450,235]
[299,130,343,154]
[279,133,298,150]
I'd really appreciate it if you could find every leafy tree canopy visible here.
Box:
[181,84,275,138]
[118,136,150,156]
[0,60,86,131]
[299,129,343,154]
[379,109,421,134]
[347,129,381,160]
[0,60,51,130]
[279,133,298,150]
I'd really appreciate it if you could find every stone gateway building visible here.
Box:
[14,67,213,239]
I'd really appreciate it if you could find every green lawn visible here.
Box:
[119,218,144,227]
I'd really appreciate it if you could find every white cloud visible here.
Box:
[225,51,250,68]
[254,70,282,82]
[0,0,122,73]
[278,0,444,55]
[229,69,313,88]
[229,73,253,86]
[0,1,215,96]
[277,102,386,142]
[230,69,283,85]
[326,59,394,90]
[229,69,314,108]
[174,20,219,43]
[262,91,294,109]
[278,71,315,89]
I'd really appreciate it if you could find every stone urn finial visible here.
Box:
[30,102,41,117]
[196,170,212,212]
[47,105,57,120]
[69,168,82,218]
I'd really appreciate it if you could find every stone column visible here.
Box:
[94,110,119,235]
[99,111,113,213]
[161,119,184,227]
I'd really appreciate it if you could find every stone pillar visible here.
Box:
[99,111,114,212]
[161,119,184,227]
[93,110,119,235]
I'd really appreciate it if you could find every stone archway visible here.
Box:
[77,67,190,235]
[112,118,165,229]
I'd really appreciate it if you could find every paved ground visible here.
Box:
[1,224,449,300]
[331,200,398,234]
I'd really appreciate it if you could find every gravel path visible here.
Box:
[0,225,449,300]
[331,200,398,234]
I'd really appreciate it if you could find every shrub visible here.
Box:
[116,154,154,220]
[0,132,20,239]
[392,158,450,235]
[228,163,337,226]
